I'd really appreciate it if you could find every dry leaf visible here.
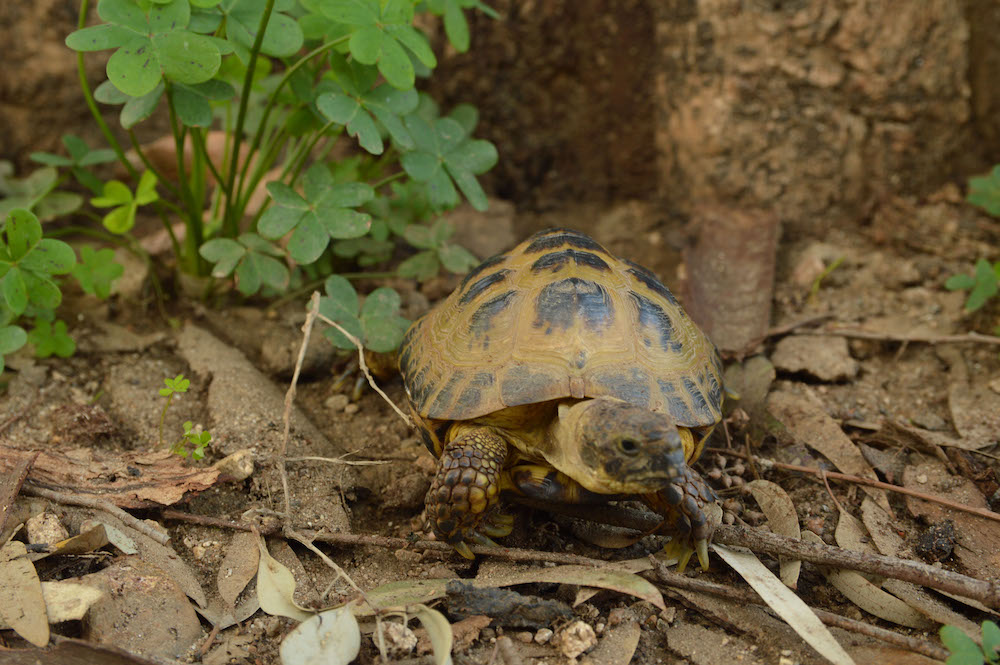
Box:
[802,531,932,630]
[256,536,314,622]
[479,564,666,611]
[279,606,360,665]
[0,445,220,508]
[580,620,641,665]
[713,543,855,665]
[351,579,450,617]
[0,581,103,629]
[29,524,109,562]
[902,461,1000,580]
[747,479,802,587]
[412,604,454,665]
[218,531,260,609]
[0,540,50,646]
[81,519,138,555]
[768,390,891,513]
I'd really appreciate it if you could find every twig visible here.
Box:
[511,497,1000,608]
[648,557,949,661]
[285,455,390,466]
[314,305,412,427]
[24,483,170,545]
[794,326,1000,346]
[713,524,1000,609]
[277,291,322,518]
[707,448,1000,525]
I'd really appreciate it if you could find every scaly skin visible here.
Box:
[425,427,509,558]
[643,465,717,571]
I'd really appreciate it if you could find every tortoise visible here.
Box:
[398,228,723,570]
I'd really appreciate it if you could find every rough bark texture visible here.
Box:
[652,0,973,230]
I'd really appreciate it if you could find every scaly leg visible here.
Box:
[425,427,509,558]
[643,465,717,572]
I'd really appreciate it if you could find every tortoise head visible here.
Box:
[552,397,687,494]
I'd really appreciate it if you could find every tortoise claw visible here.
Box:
[696,538,710,571]
[470,532,500,548]
[452,540,475,560]
[482,512,515,538]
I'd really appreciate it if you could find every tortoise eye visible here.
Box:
[619,439,640,456]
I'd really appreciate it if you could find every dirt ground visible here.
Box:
[1,189,999,664]
[3,2,1000,665]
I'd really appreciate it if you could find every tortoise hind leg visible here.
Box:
[643,465,717,572]
[426,427,509,558]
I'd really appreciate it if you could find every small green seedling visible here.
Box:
[946,259,1000,313]
[158,373,190,447]
[172,421,212,461]
[941,620,1000,665]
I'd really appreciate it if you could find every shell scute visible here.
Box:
[399,228,722,427]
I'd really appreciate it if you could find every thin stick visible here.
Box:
[648,557,949,661]
[285,456,390,466]
[314,305,412,427]
[707,448,1000,525]
[794,327,1000,347]
[714,524,1000,609]
[509,497,1000,608]
[24,484,170,545]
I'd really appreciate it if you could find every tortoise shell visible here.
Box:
[398,228,723,428]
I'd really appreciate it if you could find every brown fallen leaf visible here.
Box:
[902,461,1000,581]
[768,389,891,514]
[580,620,640,665]
[0,451,35,536]
[746,479,801,588]
[218,531,260,609]
[0,636,163,665]
[0,540,50,646]
[0,445,220,508]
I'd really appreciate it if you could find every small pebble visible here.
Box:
[607,607,632,626]
[325,394,349,411]
[344,403,360,415]
[534,628,553,645]
[378,621,417,657]
[558,621,597,659]
[594,622,605,635]
[515,631,533,644]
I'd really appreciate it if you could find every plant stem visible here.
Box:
[191,128,229,200]
[234,36,349,211]
[166,84,203,275]
[74,0,136,180]
[125,130,182,202]
[158,394,172,447]
[370,171,406,190]
[223,0,277,239]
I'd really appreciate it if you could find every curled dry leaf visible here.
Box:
[279,606,361,665]
[712,543,855,665]
[81,518,138,554]
[412,604,454,665]
[746,479,801,588]
[28,523,109,562]
[256,536,314,623]
[767,390,891,513]
[0,540,50,647]
[801,531,932,630]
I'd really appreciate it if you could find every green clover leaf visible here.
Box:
[72,246,125,300]
[397,218,478,280]
[29,318,76,358]
[91,170,160,233]
[30,135,117,195]
[316,56,419,155]
[0,209,76,317]
[0,162,83,222]
[0,324,28,373]
[399,112,497,211]
[66,0,222,97]
[258,165,373,265]
[968,165,1000,217]
[945,259,1000,313]
[194,0,306,63]
[199,233,289,295]
[423,0,497,53]
[318,0,436,90]
[317,275,409,353]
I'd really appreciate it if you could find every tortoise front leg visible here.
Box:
[643,465,717,572]
[426,427,509,559]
